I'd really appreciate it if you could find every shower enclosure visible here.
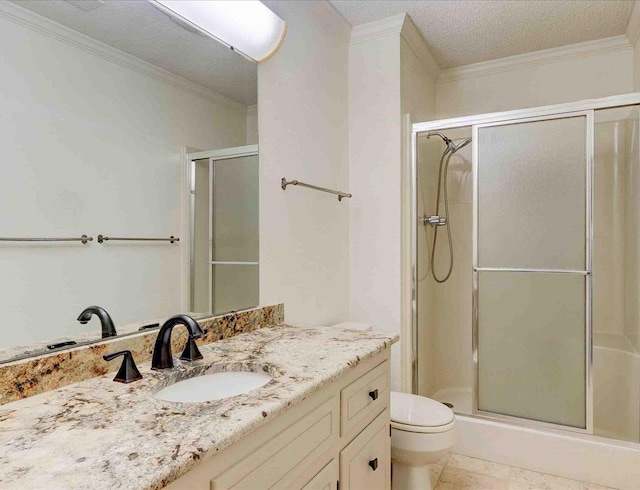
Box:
[411,93,640,445]
[188,145,259,316]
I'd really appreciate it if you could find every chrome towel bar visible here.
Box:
[97,235,179,244]
[0,235,93,244]
[281,177,352,201]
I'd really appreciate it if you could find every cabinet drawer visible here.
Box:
[340,360,389,435]
[339,409,390,490]
[301,459,338,490]
[211,395,340,490]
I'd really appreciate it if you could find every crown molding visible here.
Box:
[626,0,640,48]
[349,13,441,81]
[399,15,441,82]
[0,1,248,114]
[439,35,631,84]
[350,13,405,46]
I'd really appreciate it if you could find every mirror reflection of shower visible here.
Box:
[423,131,472,283]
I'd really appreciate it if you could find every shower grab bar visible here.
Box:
[475,267,590,275]
[0,235,93,244]
[281,177,352,201]
[97,235,179,244]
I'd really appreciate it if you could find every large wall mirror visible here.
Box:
[0,0,259,363]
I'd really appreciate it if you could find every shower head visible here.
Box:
[452,137,472,153]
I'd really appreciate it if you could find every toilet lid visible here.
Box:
[391,391,455,427]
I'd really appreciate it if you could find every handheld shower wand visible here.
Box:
[423,131,472,283]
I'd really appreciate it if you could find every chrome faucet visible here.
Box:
[151,314,204,370]
[77,305,117,338]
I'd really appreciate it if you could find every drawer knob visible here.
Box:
[369,389,379,401]
[368,458,378,471]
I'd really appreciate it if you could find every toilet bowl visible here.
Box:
[390,391,456,490]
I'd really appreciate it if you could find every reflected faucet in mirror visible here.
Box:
[151,314,204,370]
[0,0,259,365]
[77,306,118,339]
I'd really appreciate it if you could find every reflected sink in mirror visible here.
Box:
[155,371,272,403]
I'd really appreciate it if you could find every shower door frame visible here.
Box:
[410,92,640,436]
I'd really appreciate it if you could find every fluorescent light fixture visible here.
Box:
[150,0,286,63]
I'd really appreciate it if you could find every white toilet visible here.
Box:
[390,391,456,490]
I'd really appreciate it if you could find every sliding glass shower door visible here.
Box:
[473,113,592,431]
[189,146,259,316]
[210,154,259,314]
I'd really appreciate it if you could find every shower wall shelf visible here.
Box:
[281,177,352,201]
[97,235,179,244]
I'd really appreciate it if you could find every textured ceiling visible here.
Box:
[11,0,257,106]
[330,0,635,68]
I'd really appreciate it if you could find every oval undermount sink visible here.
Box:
[155,371,272,403]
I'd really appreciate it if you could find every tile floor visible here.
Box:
[428,454,616,490]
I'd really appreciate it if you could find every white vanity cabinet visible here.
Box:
[165,350,391,490]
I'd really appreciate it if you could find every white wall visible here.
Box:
[246,105,258,145]
[437,44,633,118]
[348,16,438,390]
[349,32,402,388]
[0,8,247,349]
[258,1,351,325]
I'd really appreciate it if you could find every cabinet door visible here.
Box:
[301,459,339,490]
[211,396,339,489]
[339,410,390,490]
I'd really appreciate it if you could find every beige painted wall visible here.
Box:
[258,1,351,325]
[0,12,247,349]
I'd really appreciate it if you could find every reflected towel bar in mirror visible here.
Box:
[281,177,352,201]
[0,235,93,244]
[97,235,179,244]
[208,261,259,266]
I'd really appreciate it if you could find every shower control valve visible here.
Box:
[422,215,447,227]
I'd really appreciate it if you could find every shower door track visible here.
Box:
[410,92,640,438]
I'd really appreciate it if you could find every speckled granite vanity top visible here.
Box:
[0,325,398,490]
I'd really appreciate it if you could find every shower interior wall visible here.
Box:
[417,127,473,411]
[592,107,640,442]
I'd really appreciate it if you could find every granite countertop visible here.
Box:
[0,324,398,490]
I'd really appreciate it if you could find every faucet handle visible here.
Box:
[103,350,143,383]
[180,335,203,362]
